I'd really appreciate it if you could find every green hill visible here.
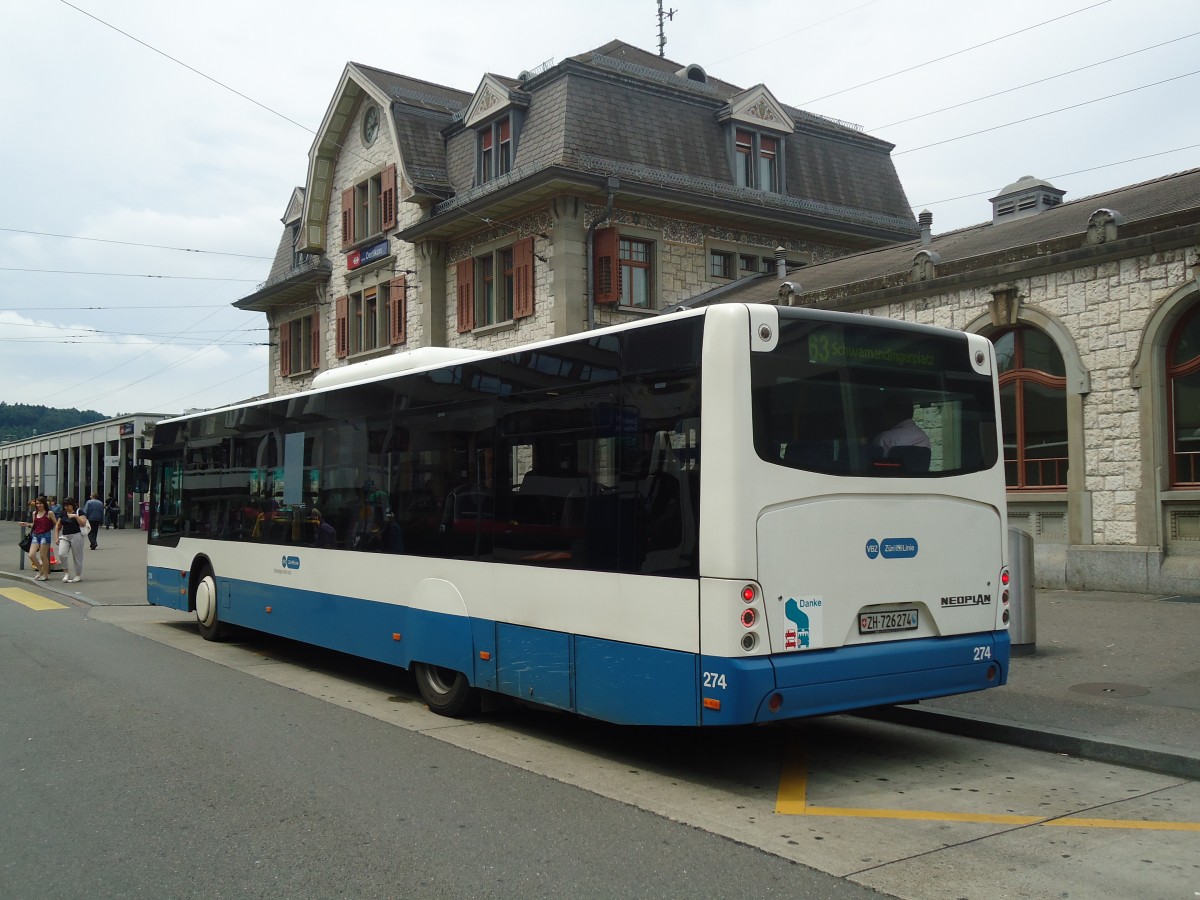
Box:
[0,402,107,444]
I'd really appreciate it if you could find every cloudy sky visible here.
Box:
[2,0,1196,419]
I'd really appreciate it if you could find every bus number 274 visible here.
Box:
[703,671,728,690]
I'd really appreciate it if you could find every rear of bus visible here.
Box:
[698,305,1009,724]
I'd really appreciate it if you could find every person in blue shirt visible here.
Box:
[83,493,105,549]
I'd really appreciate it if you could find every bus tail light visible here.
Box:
[740,632,757,652]
[741,584,757,603]
[740,608,757,628]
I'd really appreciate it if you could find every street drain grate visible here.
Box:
[1069,682,1151,698]
[1158,595,1200,603]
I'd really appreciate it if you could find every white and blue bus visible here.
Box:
[147,303,1010,725]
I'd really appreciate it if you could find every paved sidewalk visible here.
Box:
[2,518,1197,778]
[3,518,149,606]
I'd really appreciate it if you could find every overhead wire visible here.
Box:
[801,0,1113,105]
[870,30,1200,131]
[893,69,1200,156]
[0,267,258,281]
[910,142,1200,209]
[0,226,273,259]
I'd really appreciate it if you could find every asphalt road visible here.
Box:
[0,588,882,900]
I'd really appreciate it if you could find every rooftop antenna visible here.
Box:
[656,0,677,58]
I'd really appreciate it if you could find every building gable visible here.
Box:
[717,84,795,134]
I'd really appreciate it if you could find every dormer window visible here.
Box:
[734,129,780,192]
[719,86,793,196]
[479,116,514,184]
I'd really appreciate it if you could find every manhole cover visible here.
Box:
[1159,595,1200,604]
[1069,682,1151,698]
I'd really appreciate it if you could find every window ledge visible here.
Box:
[472,320,515,337]
[346,347,393,363]
[346,233,387,252]
[616,305,659,317]
[1006,491,1068,502]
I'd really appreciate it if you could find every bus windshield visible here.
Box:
[751,313,998,477]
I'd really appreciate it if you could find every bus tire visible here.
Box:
[412,662,479,717]
[194,566,226,642]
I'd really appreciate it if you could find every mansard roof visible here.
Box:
[395,39,915,245]
[678,167,1200,310]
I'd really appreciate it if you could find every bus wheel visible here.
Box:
[412,662,479,717]
[194,566,226,642]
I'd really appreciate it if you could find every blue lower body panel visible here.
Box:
[147,565,1007,726]
[699,632,1008,725]
[147,566,188,611]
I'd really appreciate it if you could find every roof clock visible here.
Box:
[362,105,380,146]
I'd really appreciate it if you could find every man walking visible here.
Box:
[83,493,105,550]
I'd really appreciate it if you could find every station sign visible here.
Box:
[347,240,390,270]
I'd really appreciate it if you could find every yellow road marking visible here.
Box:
[776,740,1200,832]
[0,587,68,611]
[774,738,809,815]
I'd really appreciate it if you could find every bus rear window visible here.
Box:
[751,316,998,477]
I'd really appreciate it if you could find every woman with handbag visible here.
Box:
[19,497,57,581]
[56,497,87,584]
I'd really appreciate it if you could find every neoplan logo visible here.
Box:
[941,593,991,607]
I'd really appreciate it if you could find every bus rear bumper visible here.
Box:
[702,631,1009,725]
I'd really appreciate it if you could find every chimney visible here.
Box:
[775,246,787,279]
[918,210,933,246]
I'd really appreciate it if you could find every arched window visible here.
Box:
[1167,304,1200,486]
[992,326,1067,489]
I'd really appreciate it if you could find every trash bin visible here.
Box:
[1007,525,1036,656]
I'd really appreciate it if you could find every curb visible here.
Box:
[857,705,1200,781]
[1,569,103,607]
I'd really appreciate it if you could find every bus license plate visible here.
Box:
[859,609,919,634]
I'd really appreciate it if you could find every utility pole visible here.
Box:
[657,0,677,58]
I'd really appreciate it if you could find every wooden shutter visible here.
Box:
[278,321,291,376]
[593,227,620,304]
[513,237,534,319]
[389,275,406,345]
[381,164,397,231]
[340,188,354,249]
[456,259,475,333]
[335,295,349,358]
[310,314,321,370]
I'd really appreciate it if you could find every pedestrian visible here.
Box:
[19,497,57,581]
[56,497,87,583]
[83,492,105,549]
[105,495,120,529]
[49,495,63,519]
